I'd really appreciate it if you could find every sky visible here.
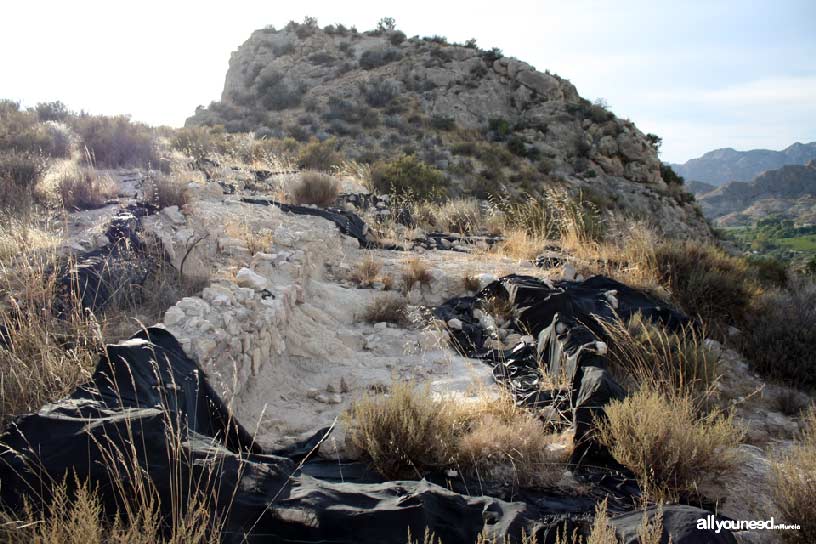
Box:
[1,0,814,163]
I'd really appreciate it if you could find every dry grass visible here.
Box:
[0,214,61,264]
[350,255,383,287]
[143,174,191,209]
[362,293,409,325]
[291,171,340,207]
[0,253,100,426]
[599,314,719,400]
[402,257,432,292]
[597,387,743,501]
[463,272,481,293]
[343,383,569,486]
[56,165,117,211]
[223,220,274,255]
[0,477,220,544]
[771,408,816,542]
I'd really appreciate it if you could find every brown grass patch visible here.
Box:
[351,255,383,287]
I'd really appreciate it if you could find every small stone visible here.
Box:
[561,263,577,281]
[163,306,185,327]
[340,377,349,393]
[161,205,185,225]
[374,322,388,331]
[326,383,337,393]
[306,388,320,400]
[447,318,463,330]
[520,335,535,345]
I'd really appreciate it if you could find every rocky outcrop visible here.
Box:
[697,160,816,225]
[187,21,709,239]
[672,142,816,186]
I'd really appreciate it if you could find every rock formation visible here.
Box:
[187,21,709,238]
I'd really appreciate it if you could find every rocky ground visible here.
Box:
[41,163,809,543]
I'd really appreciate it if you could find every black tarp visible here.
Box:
[0,325,735,543]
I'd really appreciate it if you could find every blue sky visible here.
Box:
[1,0,813,163]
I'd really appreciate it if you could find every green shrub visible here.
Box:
[297,138,343,172]
[72,115,159,168]
[739,279,816,387]
[370,155,448,199]
[429,116,455,131]
[0,151,46,212]
[360,79,400,108]
[660,163,684,185]
[0,101,70,158]
[507,136,527,157]
[359,48,402,69]
[253,67,303,110]
[488,118,511,140]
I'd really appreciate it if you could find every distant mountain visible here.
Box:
[672,142,816,186]
[697,160,816,226]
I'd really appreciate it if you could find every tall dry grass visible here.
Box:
[771,408,816,542]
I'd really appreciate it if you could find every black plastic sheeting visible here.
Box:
[0,325,734,543]
[435,275,689,476]
[54,202,160,318]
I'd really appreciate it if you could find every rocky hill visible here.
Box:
[187,20,709,238]
[672,141,816,186]
[697,160,816,226]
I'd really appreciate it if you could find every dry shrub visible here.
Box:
[143,174,191,209]
[0,254,100,426]
[351,255,382,287]
[403,257,432,292]
[457,413,566,488]
[495,229,548,261]
[297,137,343,172]
[771,409,816,542]
[223,220,273,255]
[0,151,46,213]
[463,272,481,292]
[653,241,757,325]
[343,383,569,486]
[362,293,409,325]
[597,387,743,500]
[291,171,339,207]
[72,115,160,169]
[599,314,719,400]
[738,278,816,387]
[56,166,117,210]
[0,215,60,264]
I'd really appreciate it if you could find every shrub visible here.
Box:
[57,166,118,210]
[143,174,190,209]
[253,67,303,110]
[291,171,339,207]
[771,409,816,542]
[597,387,743,500]
[362,293,409,324]
[488,118,511,140]
[351,255,383,287]
[0,151,46,212]
[463,273,481,292]
[0,101,71,158]
[738,279,816,387]
[343,383,567,485]
[297,138,343,172]
[370,155,448,199]
[34,101,72,122]
[359,47,402,69]
[599,314,719,400]
[660,163,684,185]
[429,116,455,131]
[360,79,401,108]
[402,257,432,291]
[653,241,757,325]
[507,136,527,157]
[72,115,159,168]
[171,126,230,161]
